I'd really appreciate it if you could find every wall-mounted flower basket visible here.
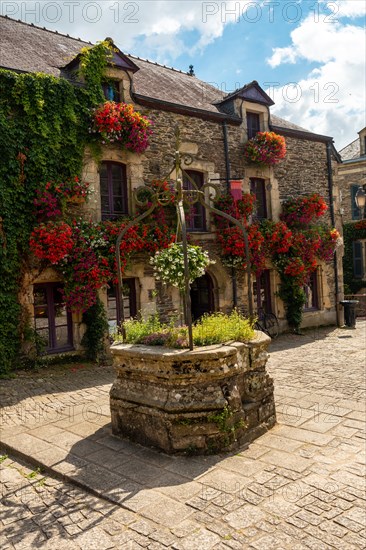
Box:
[90,101,153,154]
[30,221,73,264]
[244,131,286,166]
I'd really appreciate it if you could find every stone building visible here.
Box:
[0,16,344,355]
[338,128,366,298]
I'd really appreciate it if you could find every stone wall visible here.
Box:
[337,158,366,222]
[274,136,331,214]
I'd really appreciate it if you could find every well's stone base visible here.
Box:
[110,332,275,454]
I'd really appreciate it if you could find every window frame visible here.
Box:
[353,240,366,279]
[102,80,121,102]
[246,112,261,139]
[250,177,268,220]
[303,271,319,311]
[107,278,137,329]
[183,170,207,232]
[33,283,73,353]
[100,161,128,221]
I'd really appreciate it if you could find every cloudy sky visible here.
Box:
[2,0,365,149]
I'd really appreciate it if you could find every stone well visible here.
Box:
[110,331,275,454]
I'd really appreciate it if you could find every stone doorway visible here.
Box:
[190,272,215,320]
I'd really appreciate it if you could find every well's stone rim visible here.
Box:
[110,331,270,361]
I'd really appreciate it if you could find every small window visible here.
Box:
[100,162,128,220]
[183,171,206,231]
[247,112,260,139]
[34,283,73,352]
[102,81,121,102]
[303,271,319,311]
[353,240,366,279]
[250,178,267,219]
[107,279,137,332]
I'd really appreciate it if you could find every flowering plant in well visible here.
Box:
[150,243,214,290]
[244,131,286,166]
[91,101,153,153]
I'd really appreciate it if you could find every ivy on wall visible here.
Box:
[0,41,115,374]
[343,220,366,294]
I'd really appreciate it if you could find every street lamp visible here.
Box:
[355,186,366,217]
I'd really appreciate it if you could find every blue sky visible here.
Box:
[2,1,365,148]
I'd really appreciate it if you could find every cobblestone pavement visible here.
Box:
[1,322,365,549]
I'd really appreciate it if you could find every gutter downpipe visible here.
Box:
[326,140,341,327]
[222,120,238,309]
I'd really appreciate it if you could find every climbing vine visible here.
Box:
[343,220,366,294]
[0,41,118,374]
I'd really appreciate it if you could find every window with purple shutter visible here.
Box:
[250,178,267,219]
[183,171,206,231]
[247,112,261,139]
[303,271,319,310]
[34,283,73,352]
[100,162,128,220]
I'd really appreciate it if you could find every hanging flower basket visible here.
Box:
[244,131,286,166]
[150,243,215,291]
[280,193,327,226]
[90,101,153,154]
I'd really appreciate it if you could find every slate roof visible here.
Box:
[339,138,361,161]
[0,15,328,138]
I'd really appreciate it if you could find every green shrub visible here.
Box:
[82,296,109,362]
[115,310,254,348]
[123,314,167,344]
[192,310,254,346]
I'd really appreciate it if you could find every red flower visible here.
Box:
[91,101,153,154]
[244,132,286,166]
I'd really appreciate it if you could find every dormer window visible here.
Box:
[102,81,121,102]
[247,112,261,139]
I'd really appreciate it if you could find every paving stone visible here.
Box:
[334,515,364,533]
[342,506,366,527]
[172,528,221,550]
[149,529,177,547]
[259,449,313,473]
[224,504,266,529]
[307,524,358,549]
[139,496,193,528]
[273,425,335,446]
[75,527,115,549]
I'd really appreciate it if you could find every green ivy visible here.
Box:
[277,279,306,332]
[0,42,111,374]
[79,40,115,105]
[81,296,109,363]
[343,222,366,294]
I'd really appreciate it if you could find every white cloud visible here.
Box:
[320,0,366,18]
[266,11,366,149]
[3,1,252,61]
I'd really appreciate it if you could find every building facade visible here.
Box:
[338,128,366,299]
[0,16,344,356]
